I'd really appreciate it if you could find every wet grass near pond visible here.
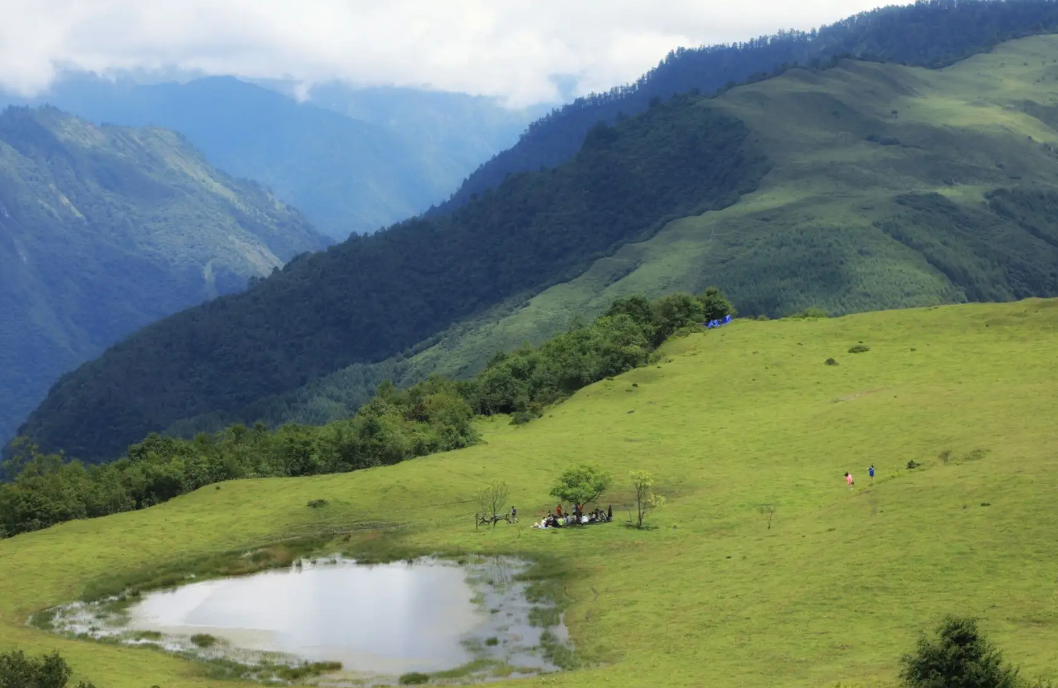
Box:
[33,530,574,685]
[75,535,335,604]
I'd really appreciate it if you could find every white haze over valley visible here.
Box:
[3,0,911,107]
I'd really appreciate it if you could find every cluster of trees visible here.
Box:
[0,378,478,538]
[473,289,734,420]
[15,94,763,464]
[436,0,1058,213]
[0,650,94,688]
[0,289,735,539]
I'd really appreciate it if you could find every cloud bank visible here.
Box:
[1,0,908,106]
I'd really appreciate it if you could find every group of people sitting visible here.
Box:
[533,503,613,528]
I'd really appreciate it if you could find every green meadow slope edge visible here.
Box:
[247,35,1058,428]
[1,298,1056,687]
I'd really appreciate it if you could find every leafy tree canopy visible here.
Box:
[900,617,1020,688]
[549,464,613,507]
[0,649,95,688]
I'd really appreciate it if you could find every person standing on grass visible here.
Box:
[511,506,518,522]
[845,472,854,488]
[556,503,563,518]
[868,465,875,481]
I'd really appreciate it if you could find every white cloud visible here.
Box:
[0,0,910,107]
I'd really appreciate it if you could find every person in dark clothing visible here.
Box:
[607,505,612,521]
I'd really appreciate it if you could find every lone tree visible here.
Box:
[758,504,777,530]
[630,470,666,529]
[900,616,1019,688]
[549,464,612,516]
[0,649,96,688]
[476,480,510,528]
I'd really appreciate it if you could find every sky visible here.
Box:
[1,0,911,108]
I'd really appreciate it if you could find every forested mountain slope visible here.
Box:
[0,106,329,445]
[189,35,1058,432]
[14,98,768,462]
[19,33,1058,464]
[0,76,534,238]
[434,0,1058,214]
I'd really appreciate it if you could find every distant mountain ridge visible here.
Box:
[0,105,329,444]
[434,0,1058,215]
[0,75,536,238]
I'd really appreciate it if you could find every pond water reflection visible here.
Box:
[128,559,485,673]
[47,556,567,683]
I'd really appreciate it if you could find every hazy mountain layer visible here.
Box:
[0,106,329,443]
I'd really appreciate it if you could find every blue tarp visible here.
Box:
[705,314,734,329]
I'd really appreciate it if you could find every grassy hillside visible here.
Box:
[435,0,1058,214]
[245,35,1058,428]
[0,106,329,445]
[1,299,1056,687]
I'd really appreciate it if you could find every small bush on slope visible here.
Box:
[901,617,1019,688]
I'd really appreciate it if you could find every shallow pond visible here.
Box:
[45,556,568,684]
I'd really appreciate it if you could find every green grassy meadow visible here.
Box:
[2,298,1057,687]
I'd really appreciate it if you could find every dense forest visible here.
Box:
[434,0,1058,214]
[0,106,328,447]
[0,290,734,538]
[11,95,764,464]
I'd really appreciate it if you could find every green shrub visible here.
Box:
[698,286,737,322]
[791,307,829,319]
[276,662,343,680]
[848,344,871,353]
[306,499,328,509]
[825,358,839,366]
[510,412,537,426]
[0,650,96,688]
[190,634,217,648]
[900,617,1019,688]
[485,636,500,646]
[907,460,922,470]
[399,672,431,685]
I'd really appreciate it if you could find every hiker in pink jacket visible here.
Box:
[845,472,854,488]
